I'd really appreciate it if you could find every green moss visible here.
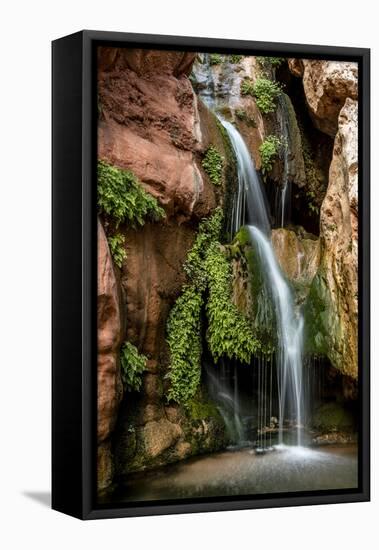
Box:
[241,77,282,114]
[229,54,243,64]
[232,230,276,352]
[167,209,260,404]
[235,109,257,127]
[257,56,286,69]
[187,396,221,420]
[303,272,342,358]
[120,341,147,392]
[202,146,224,186]
[234,227,251,246]
[209,53,222,65]
[259,135,281,175]
[311,402,355,432]
[166,285,203,405]
[205,242,260,363]
[97,160,165,227]
[107,232,127,268]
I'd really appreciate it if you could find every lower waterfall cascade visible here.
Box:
[214,116,305,450]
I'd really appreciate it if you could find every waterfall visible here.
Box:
[205,361,247,446]
[220,120,305,448]
[192,57,305,448]
[248,227,304,446]
[277,94,291,228]
[221,121,271,237]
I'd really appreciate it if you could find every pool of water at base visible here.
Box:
[99,444,358,503]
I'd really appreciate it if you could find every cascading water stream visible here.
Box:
[221,121,271,237]
[192,57,305,448]
[219,118,305,448]
[277,94,291,228]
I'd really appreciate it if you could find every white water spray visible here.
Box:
[221,119,305,447]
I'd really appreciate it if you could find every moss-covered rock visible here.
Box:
[228,229,276,352]
[310,402,355,433]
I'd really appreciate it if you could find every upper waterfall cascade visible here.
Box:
[193,56,305,448]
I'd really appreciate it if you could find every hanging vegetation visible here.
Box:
[120,341,147,392]
[202,146,224,186]
[241,77,282,114]
[259,135,282,175]
[166,208,259,405]
[107,233,127,268]
[97,160,165,227]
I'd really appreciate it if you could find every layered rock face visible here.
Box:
[272,228,320,304]
[98,47,208,222]
[97,219,124,490]
[288,59,358,137]
[305,99,358,378]
[97,51,360,490]
[287,59,358,378]
[98,48,228,485]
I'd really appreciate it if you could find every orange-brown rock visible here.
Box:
[287,58,304,78]
[272,228,320,293]
[288,60,358,137]
[305,98,358,378]
[121,222,195,358]
[98,49,229,480]
[97,219,124,489]
[98,48,212,221]
[98,47,196,77]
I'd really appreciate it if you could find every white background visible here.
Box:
[0,0,376,548]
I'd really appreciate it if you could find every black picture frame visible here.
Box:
[52,30,370,520]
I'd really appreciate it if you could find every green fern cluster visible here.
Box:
[166,208,259,404]
[209,53,223,65]
[120,341,147,392]
[241,77,282,114]
[229,54,243,64]
[97,160,165,227]
[257,56,286,68]
[202,146,224,186]
[107,233,127,268]
[166,286,203,404]
[259,135,281,175]
[205,242,260,363]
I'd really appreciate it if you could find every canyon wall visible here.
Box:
[97,52,360,490]
[97,48,230,487]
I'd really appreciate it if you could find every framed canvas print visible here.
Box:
[52,30,370,519]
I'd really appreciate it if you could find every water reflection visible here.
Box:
[100,444,358,504]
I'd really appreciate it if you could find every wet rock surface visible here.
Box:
[97,219,124,490]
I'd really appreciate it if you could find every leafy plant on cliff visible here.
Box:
[97,160,165,227]
[107,233,127,268]
[202,146,224,186]
[166,285,203,404]
[259,135,281,175]
[257,56,286,69]
[166,209,223,404]
[209,53,223,65]
[229,54,243,64]
[241,77,281,114]
[205,242,260,363]
[166,208,259,404]
[120,341,147,392]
